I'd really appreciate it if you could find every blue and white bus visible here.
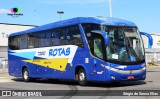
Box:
[8,17,152,86]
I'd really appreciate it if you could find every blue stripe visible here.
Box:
[10,51,35,59]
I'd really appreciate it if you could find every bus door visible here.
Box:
[88,33,107,81]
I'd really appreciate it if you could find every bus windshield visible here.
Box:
[104,27,145,64]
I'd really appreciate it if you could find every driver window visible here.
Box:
[93,34,104,59]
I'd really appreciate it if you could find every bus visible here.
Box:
[8,17,153,86]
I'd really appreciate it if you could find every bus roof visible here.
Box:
[9,17,137,37]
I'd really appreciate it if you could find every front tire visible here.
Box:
[78,69,87,86]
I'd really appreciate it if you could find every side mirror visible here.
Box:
[140,32,153,48]
[91,30,109,45]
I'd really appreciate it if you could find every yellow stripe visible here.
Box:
[23,58,69,71]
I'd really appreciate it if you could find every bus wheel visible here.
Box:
[78,69,87,86]
[23,68,30,82]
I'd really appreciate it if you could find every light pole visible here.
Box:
[57,11,64,21]
[108,0,113,17]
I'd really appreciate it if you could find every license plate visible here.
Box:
[128,76,134,80]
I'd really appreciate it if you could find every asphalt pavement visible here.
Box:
[0,66,160,99]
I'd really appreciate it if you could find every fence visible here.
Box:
[0,58,8,73]
[145,48,160,65]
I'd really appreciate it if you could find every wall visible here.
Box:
[0,23,36,59]
[142,33,160,65]
[0,24,36,46]
[151,34,160,48]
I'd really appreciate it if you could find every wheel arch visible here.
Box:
[22,66,28,75]
[22,66,27,71]
[75,65,88,80]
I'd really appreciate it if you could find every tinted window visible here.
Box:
[46,32,51,46]
[52,29,63,46]
[93,34,104,59]
[9,25,83,50]
[82,24,101,51]
[19,34,28,49]
[66,26,83,47]
[82,24,100,36]
[28,33,39,48]
[39,33,46,47]
[9,36,19,50]
[59,29,66,45]
[39,32,51,47]
[86,33,105,60]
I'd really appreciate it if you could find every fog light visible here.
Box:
[111,75,116,80]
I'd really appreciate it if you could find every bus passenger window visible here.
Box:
[52,29,63,46]
[28,33,39,48]
[66,26,83,47]
[45,32,51,46]
[19,34,28,49]
[59,31,66,45]
[28,41,34,48]
[9,36,20,50]
[39,33,45,47]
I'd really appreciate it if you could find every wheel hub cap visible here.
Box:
[24,71,28,80]
[79,73,85,81]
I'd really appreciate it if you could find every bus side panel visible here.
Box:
[53,48,91,80]
[36,65,54,79]
[8,51,38,78]
[88,58,108,82]
[53,63,75,79]
[22,63,39,78]
[72,48,93,81]
[8,54,22,77]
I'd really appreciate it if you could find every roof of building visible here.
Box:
[150,33,160,36]
[0,23,37,27]
[9,17,137,37]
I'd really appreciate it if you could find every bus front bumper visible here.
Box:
[104,66,146,81]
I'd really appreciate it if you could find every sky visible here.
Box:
[0,0,160,33]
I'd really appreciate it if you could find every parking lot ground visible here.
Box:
[146,65,160,71]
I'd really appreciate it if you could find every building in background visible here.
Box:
[0,23,36,68]
[142,33,160,64]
